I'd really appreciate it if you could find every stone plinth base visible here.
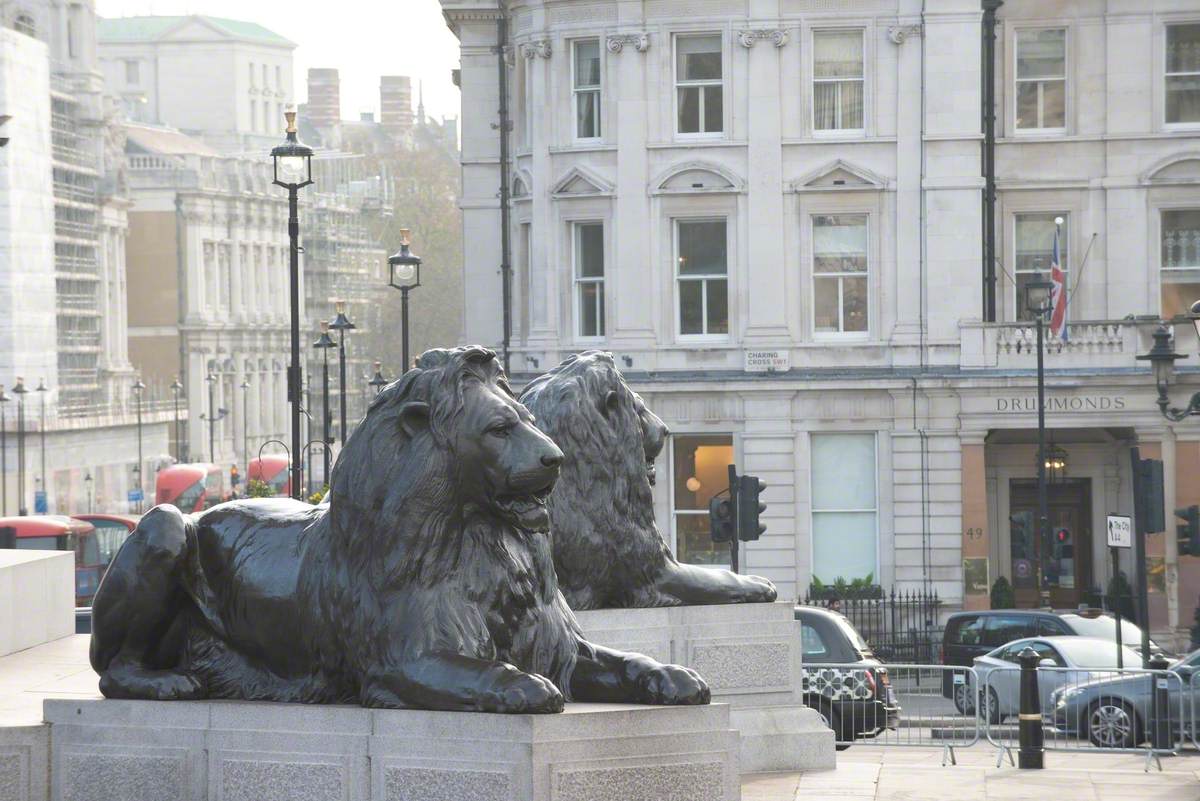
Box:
[44,699,739,801]
[575,602,835,773]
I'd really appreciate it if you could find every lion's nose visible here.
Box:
[540,450,563,468]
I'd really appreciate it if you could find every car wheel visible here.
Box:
[1087,699,1139,750]
[979,687,1003,725]
[815,704,851,751]
[953,681,975,715]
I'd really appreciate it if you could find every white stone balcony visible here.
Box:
[959,318,1158,371]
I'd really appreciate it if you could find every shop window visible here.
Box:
[811,433,877,582]
[1162,208,1200,316]
[1167,23,1200,125]
[1016,29,1066,131]
[1014,212,1068,321]
[812,214,869,335]
[676,219,728,337]
[813,30,864,133]
[573,39,601,140]
[672,434,734,565]
[574,222,604,338]
[676,34,723,135]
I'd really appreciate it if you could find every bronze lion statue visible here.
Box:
[90,346,708,712]
[519,351,777,609]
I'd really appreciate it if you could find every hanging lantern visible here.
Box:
[1043,444,1068,484]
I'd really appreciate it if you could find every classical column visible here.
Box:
[890,21,925,359]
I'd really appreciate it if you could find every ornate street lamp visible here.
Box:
[35,378,47,512]
[200,373,228,465]
[1026,270,1054,606]
[132,377,145,513]
[170,377,185,462]
[387,229,423,372]
[84,471,93,513]
[313,321,336,486]
[1138,323,1194,421]
[368,361,388,396]
[328,301,356,446]
[0,384,10,515]
[271,106,314,502]
[12,377,28,515]
[240,376,251,473]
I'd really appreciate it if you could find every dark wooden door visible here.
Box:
[1009,478,1092,608]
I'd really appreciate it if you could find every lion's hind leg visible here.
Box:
[89,504,204,701]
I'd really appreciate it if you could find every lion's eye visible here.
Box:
[488,423,512,438]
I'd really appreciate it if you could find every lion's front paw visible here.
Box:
[480,668,565,714]
[635,664,710,706]
[737,574,778,603]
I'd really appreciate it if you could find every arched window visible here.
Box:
[13,14,35,37]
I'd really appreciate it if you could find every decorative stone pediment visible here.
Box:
[551,166,613,198]
[1142,154,1200,185]
[650,161,745,195]
[511,168,532,201]
[791,159,888,192]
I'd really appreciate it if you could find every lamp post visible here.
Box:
[1025,268,1055,607]
[271,106,314,502]
[170,377,184,462]
[0,385,9,515]
[328,301,355,447]
[200,373,228,465]
[13,377,27,515]
[1138,306,1198,421]
[387,229,423,372]
[35,378,47,509]
[369,361,387,396]
[132,377,145,513]
[313,321,336,486]
[240,376,251,472]
[84,471,93,513]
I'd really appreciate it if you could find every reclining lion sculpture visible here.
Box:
[89,346,708,712]
[519,351,777,610]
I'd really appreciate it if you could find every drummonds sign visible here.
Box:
[994,395,1126,413]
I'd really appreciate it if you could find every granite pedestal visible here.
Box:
[43,698,739,801]
[575,602,835,773]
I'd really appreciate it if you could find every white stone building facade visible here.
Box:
[444,0,1200,641]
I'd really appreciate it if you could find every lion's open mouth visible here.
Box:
[496,484,554,532]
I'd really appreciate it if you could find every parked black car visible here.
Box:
[795,605,901,745]
[940,609,1162,711]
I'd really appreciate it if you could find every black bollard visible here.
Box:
[1017,646,1044,769]
[1148,653,1172,751]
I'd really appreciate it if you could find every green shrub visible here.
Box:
[989,576,1015,609]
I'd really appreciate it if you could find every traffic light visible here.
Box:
[709,496,734,543]
[1176,505,1200,556]
[737,474,767,542]
[1133,455,1165,533]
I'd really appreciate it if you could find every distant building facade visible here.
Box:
[306,67,341,131]
[380,75,414,141]
[443,0,1200,646]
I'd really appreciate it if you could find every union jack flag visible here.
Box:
[1049,224,1068,342]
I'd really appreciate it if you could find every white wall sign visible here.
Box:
[744,350,790,373]
[1106,515,1132,549]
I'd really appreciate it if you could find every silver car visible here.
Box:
[972,636,1144,724]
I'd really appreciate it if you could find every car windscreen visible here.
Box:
[1061,615,1145,647]
[1056,637,1143,668]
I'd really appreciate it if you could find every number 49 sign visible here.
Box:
[1106,514,1132,549]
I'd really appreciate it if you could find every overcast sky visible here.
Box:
[95,0,463,123]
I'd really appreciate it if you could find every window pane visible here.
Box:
[1041,80,1065,128]
[1017,29,1065,79]
[813,277,840,333]
[812,512,876,582]
[679,280,703,334]
[814,82,837,130]
[673,434,734,511]
[678,220,727,275]
[579,282,601,337]
[814,215,868,273]
[811,433,876,510]
[1015,213,1067,273]
[677,35,722,81]
[1166,75,1200,124]
[1163,210,1200,268]
[1015,81,1040,129]
[706,279,728,334]
[574,40,601,88]
[576,90,599,138]
[843,276,868,333]
[678,87,700,133]
[840,80,864,129]
[1167,24,1200,74]
[577,224,604,277]
[703,84,723,132]
[676,513,728,565]
[814,31,863,79]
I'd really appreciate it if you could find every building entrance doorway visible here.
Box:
[1009,478,1093,608]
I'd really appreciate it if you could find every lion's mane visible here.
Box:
[519,351,674,609]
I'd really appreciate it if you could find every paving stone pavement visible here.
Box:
[742,746,1200,801]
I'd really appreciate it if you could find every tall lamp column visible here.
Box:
[1025,268,1055,607]
[35,378,47,509]
[313,321,336,486]
[13,377,27,515]
[170,377,184,462]
[387,229,423,372]
[200,373,228,465]
[132,378,145,513]
[0,386,10,515]
[329,301,355,447]
[271,107,314,501]
[240,376,251,473]
[368,362,387,396]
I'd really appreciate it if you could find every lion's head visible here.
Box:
[330,346,563,538]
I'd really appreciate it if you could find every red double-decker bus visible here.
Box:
[248,455,291,497]
[154,463,227,512]
[0,515,101,605]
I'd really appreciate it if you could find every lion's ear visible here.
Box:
[398,401,430,437]
[602,390,620,416]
